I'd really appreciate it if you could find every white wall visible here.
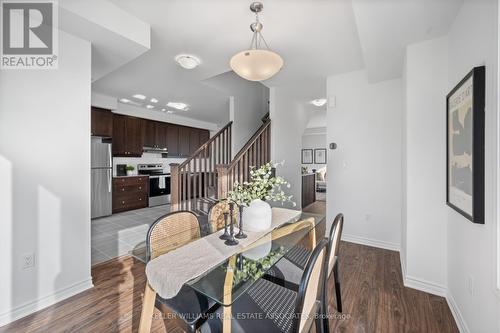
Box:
[301,133,327,172]
[403,37,449,293]
[446,1,499,331]
[0,31,92,325]
[270,87,308,209]
[326,70,402,250]
[205,71,269,155]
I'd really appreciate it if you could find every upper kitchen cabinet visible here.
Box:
[142,119,157,148]
[166,124,179,156]
[178,126,191,157]
[199,129,210,147]
[189,128,200,154]
[91,107,113,137]
[112,114,144,157]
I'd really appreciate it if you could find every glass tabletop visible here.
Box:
[185,211,325,306]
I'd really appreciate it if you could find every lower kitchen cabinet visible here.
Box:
[112,176,149,213]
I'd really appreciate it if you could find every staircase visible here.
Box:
[169,119,271,217]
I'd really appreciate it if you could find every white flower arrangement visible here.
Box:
[227,162,296,207]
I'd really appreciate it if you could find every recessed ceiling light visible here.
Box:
[310,98,327,107]
[167,102,189,111]
[150,98,158,103]
[119,98,130,103]
[167,110,174,114]
[133,94,146,100]
[161,108,166,112]
[175,54,201,69]
[146,105,154,109]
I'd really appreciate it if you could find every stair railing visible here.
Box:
[216,119,271,199]
[170,121,232,212]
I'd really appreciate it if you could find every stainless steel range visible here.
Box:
[138,164,171,207]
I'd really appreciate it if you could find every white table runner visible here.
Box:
[145,207,301,299]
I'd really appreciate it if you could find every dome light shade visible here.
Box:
[175,54,201,69]
[230,49,283,82]
[230,2,283,82]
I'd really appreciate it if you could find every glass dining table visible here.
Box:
[137,210,326,333]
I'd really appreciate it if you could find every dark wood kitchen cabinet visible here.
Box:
[112,176,149,213]
[143,119,157,148]
[143,120,168,149]
[112,115,144,157]
[178,126,191,157]
[189,128,200,154]
[166,124,179,156]
[91,107,113,137]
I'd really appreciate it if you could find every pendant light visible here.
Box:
[230,2,283,82]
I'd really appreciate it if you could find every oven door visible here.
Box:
[149,175,171,206]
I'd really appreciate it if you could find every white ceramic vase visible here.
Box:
[126,170,134,176]
[242,199,272,232]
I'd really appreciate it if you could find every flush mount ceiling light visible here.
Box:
[133,94,146,100]
[175,54,201,69]
[150,98,158,103]
[146,105,154,109]
[310,98,327,107]
[230,2,283,82]
[167,102,189,111]
[119,98,130,103]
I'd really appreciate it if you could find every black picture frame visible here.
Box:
[314,148,327,164]
[302,149,313,164]
[446,66,485,224]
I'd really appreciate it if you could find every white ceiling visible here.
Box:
[92,0,463,125]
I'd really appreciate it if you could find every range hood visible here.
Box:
[143,146,168,153]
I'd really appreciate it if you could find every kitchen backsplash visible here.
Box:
[113,152,186,175]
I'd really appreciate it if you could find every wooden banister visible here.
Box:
[170,121,232,212]
[217,120,271,199]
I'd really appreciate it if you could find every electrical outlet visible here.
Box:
[467,276,474,296]
[22,253,35,269]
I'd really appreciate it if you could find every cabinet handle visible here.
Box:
[122,188,125,191]
[122,201,125,204]
[138,186,142,190]
[139,198,142,201]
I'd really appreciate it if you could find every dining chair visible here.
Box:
[200,239,329,333]
[139,211,218,333]
[264,214,344,316]
[207,200,239,233]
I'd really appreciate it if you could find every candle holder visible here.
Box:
[235,205,247,239]
[219,211,231,240]
[224,202,239,246]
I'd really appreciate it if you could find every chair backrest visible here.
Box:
[146,211,201,262]
[291,238,328,333]
[208,201,239,233]
[327,213,344,274]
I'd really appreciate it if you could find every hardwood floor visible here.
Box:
[0,200,457,333]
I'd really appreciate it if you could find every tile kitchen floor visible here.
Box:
[91,205,170,265]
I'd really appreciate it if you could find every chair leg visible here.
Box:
[333,260,342,313]
[139,283,157,333]
[315,313,324,333]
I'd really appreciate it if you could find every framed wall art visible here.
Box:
[302,149,313,164]
[446,66,485,224]
[314,148,327,164]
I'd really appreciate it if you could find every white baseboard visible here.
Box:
[403,274,447,297]
[341,233,400,252]
[446,291,470,333]
[0,278,93,327]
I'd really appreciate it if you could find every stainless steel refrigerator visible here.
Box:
[91,137,112,218]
